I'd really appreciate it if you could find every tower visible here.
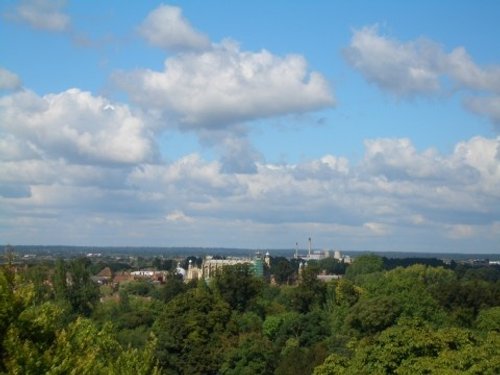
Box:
[308,237,312,259]
[294,242,298,259]
[264,251,271,267]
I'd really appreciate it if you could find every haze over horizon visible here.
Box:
[1,1,499,253]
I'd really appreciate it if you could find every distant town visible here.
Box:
[3,242,499,287]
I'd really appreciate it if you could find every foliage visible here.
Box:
[212,263,263,312]
[314,323,500,374]
[345,254,384,281]
[475,306,500,332]
[219,333,275,375]
[317,257,347,275]
[1,255,499,374]
[345,296,401,335]
[153,284,232,374]
[270,257,297,284]
[122,279,154,297]
[51,258,100,316]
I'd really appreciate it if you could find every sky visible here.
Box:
[1,0,499,253]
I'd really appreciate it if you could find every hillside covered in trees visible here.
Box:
[1,253,499,374]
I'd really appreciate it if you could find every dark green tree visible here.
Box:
[220,333,276,375]
[286,264,326,313]
[345,296,401,335]
[153,284,232,374]
[345,254,384,281]
[212,263,262,312]
[270,257,296,285]
[67,257,100,316]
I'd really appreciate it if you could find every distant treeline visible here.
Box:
[3,244,499,261]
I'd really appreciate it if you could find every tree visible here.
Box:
[276,341,328,375]
[318,257,346,275]
[345,254,383,281]
[475,306,500,332]
[356,265,448,325]
[212,263,262,312]
[344,296,401,335]
[219,333,275,375]
[270,257,296,285]
[52,258,68,302]
[314,323,500,375]
[48,318,160,375]
[157,272,187,303]
[0,268,16,372]
[153,284,232,374]
[286,265,326,313]
[67,258,100,316]
[152,257,175,271]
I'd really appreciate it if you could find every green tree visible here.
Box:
[220,333,275,375]
[52,258,68,302]
[212,263,262,312]
[276,341,328,375]
[475,306,500,332]
[318,257,346,275]
[345,254,384,281]
[48,318,160,375]
[356,265,448,325]
[3,302,67,374]
[24,264,53,303]
[270,257,296,285]
[67,258,100,316]
[344,296,401,335]
[287,265,326,313]
[314,323,500,375]
[157,272,187,303]
[153,284,232,374]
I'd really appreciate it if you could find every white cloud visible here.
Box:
[446,47,500,93]
[0,134,38,161]
[115,40,334,129]
[345,25,500,128]
[12,0,70,32]
[363,222,392,236]
[446,224,474,239]
[166,210,194,223]
[0,89,155,165]
[138,4,210,51]
[344,25,444,96]
[117,5,334,174]
[463,96,500,126]
[0,67,22,90]
[452,136,500,196]
[2,134,499,250]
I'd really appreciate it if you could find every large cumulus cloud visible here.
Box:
[115,40,334,129]
[0,88,156,165]
[114,5,335,173]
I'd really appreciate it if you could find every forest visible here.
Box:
[0,252,499,374]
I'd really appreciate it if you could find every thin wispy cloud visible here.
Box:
[9,0,70,32]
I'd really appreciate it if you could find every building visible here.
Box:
[202,257,252,280]
[182,253,267,282]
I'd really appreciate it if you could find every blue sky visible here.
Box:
[1,0,499,252]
